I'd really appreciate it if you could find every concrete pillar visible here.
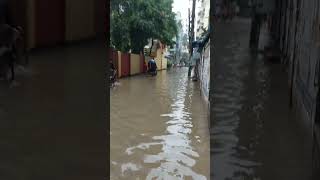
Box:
[26,0,35,50]
[65,0,95,41]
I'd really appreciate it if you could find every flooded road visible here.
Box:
[211,18,312,180]
[110,68,210,179]
[0,41,107,179]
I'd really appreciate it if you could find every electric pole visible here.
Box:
[188,0,196,77]
[188,8,191,54]
[249,0,263,50]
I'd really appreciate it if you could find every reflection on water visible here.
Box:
[210,18,313,180]
[212,37,269,179]
[110,68,209,179]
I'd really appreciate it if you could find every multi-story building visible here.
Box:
[173,11,191,65]
[192,0,210,104]
[196,0,210,39]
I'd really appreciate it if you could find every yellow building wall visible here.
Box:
[26,0,98,49]
[145,47,169,71]
[145,56,151,69]
[161,47,168,70]
[155,48,162,70]
[162,56,167,70]
[130,54,140,75]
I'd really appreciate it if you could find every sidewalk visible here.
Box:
[210,17,312,180]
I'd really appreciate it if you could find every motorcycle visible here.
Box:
[148,69,157,76]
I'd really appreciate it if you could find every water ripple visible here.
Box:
[111,68,209,179]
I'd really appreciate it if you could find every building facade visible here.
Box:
[194,0,210,104]
[271,0,320,178]
[4,0,105,50]
[197,38,210,103]
[196,0,210,39]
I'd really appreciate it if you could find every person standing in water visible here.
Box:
[148,58,157,75]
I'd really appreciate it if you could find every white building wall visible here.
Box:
[197,40,210,103]
[196,0,210,39]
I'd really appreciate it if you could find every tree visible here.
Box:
[110,12,130,51]
[110,0,178,54]
[110,0,131,51]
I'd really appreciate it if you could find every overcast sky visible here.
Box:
[172,0,190,32]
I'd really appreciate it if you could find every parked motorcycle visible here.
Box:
[148,69,157,76]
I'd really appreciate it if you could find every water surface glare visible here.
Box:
[110,68,210,179]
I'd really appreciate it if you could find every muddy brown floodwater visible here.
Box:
[110,68,210,179]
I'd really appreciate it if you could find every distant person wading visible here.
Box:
[148,58,157,76]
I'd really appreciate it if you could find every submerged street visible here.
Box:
[2,0,318,178]
[110,68,210,179]
[110,18,313,179]
[0,41,107,179]
[211,18,312,180]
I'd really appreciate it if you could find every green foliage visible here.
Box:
[110,0,178,53]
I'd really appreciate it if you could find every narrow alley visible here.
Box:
[210,18,312,180]
[110,68,210,179]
